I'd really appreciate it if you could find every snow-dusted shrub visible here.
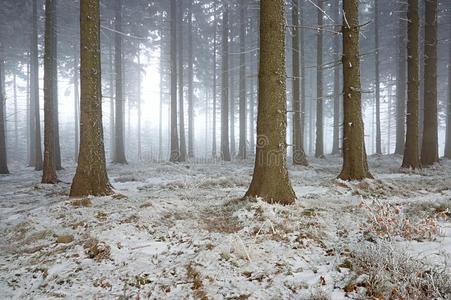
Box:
[345,241,451,299]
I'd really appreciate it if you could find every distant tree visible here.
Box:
[338,0,372,180]
[70,0,113,197]
[401,0,421,170]
[42,0,58,183]
[292,0,307,166]
[395,1,407,155]
[315,0,324,158]
[112,0,127,164]
[245,0,296,204]
[221,1,231,161]
[420,0,438,166]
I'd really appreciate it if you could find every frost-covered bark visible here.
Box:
[245,0,296,205]
[338,0,372,181]
[420,0,438,166]
[70,0,112,197]
[401,0,420,170]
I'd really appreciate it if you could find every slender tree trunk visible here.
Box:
[13,74,18,161]
[395,2,407,155]
[292,0,307,166]
[187,0,194,158]
[374,0,382,154]
[238,0,247,159]
[230,55,235,157]
[53,3,61,171]
[27,58,32,165]
[315,0,324,158]
[445,24,451,159]
[331,1,341,155]
[212,6,217,158]
[109,43,115,159]
[387,83,393,152]
[71,0,113,197]
[300,5,306,152]
[338,0,372,180]
[0,55,8,174]
[420,0,438,166]
[178,4,187,162]
[159,29,164,161]
[221,2,231,161]
[245,0,295,204]
[74,48,79,160]
[113,0,127,164]
[170,0,180,162]
[137,45,142,160]
[42,0,58,183]
[401,0,421,170]
[32,0,42,171]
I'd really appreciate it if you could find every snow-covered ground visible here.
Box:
[0,156,450,299]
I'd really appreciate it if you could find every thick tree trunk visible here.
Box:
[187,0,194,158]
[374,0,382,155]
[292,0,307,166]
[420,0,438,166]
[445,25,451,159]
[70,0,113,197]
[245,0,296,205]
[178,4,187,162]
[401,0,420,170]
[221,2,231,161]
[113,0,127,164]
[338,0,372,181]
[74,49,79,160]
[237,0,247,160]
[170,0,180,162]
[331,0,341,155]
[395,2,407,155]
[42,0,58,183]
[315,0,324,158]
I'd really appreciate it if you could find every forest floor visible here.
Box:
[0,155,450,299]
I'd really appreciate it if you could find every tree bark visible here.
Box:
[42,0,58,183]
[169,0,180,162]
[13,74,18,161]
[315,0,324,158]
[401,0,421,170]
[212,3,217,158]
[331,0,341,155]
[221,2,231,161]
[245,0,296,204]
[374,0,382,155]
[109,43,115,160]
[137,45,142,160]
[53,2,61,171]
[395,2,407,155]
[74,48,79,160]
[292,0,307,166]
[420,0,438,166]
[338,0,372,180]
[70,0,113,197]
[0,55,8,174]
[178,4,187,162]
[187,0,194,158]
[237,0,247,160]
[112,0,127,164]
[445,23,451,159]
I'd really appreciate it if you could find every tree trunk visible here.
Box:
[13,74,18,161]
[187,0,194,158]
[170,0,180,162]
[0,55,8,174]
[395,2,407,155]
[74,48,79,160]
[159,28,164,161]
[292,0,307,166]
[109,43,115,160]
[53,3,61,171]
[238,0,247,160]
[137,45,142,160]
[420,0,438,166]
[374,0,382,155]
[178,4,187,162]
[42,0,58,183]
[401,0,421,170]
[27,58,32,165]
[338,0,372,180]
[70,0,113,197]
[315,0,324,158]
[212,4,217,158]
[331,0,341,155]
[245,0,296,205]
[445,24,451,159]
[113,0,127,164]
[221,2,231,161]
[300,5,306,153]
